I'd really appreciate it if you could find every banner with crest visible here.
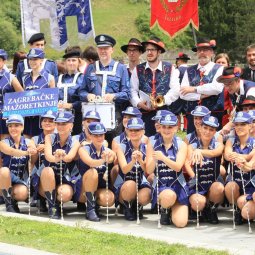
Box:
[150,0,199,38]
[20,0,95,50]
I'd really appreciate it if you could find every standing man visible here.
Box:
[130,36,180,136]
[80,34,130,145]
[120,38,144,78]
[241,44,255,82]
[16,33,58,84]
[180,38,224,133]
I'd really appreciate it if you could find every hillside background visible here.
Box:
[0,0,254,64]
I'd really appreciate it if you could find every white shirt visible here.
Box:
[180,61,224,101]
[130,61,180,107]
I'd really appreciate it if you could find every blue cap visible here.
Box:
[127,118,145,130]
[122,107,142,118]
[88,122,107,135]
[233,111,252,124]
[83,110,101,120]
[27,48,45,59]
[41,110,56,120]
[6,114,24,126]
[54,111,74,123]
[0,49,8,60]
[159,114,178,126]
[202,115,219,128]
[248,110,255,120]
[151,110,174,121]
[95,34,116,47]
[191,106,211,117]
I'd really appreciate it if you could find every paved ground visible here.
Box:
[0,203,255,255]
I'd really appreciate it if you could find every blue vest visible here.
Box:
[0,70,13,110]
[191,137,221,192]
[118,140,147,184]
[136,61,172,96]
[153,135,186,188]
[44,133,75,176]
[78,143,106,177]
[113,131,128,145]
[230,136,255,189]
[230,80,255,108]
[184,64,223,113]
[178,66,187,84]
[2,136,29,180]
[23,70,51,90]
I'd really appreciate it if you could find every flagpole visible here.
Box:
[190,24,197,45]
[20,0,26,48]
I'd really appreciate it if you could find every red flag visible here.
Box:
[150,0,199,38]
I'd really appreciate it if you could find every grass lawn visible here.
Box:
[0,216,229,255]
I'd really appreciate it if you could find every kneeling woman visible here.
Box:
[147,114,189,228]
[78,122,116,221]
[224,112,255,224]
[40,111,81,219]
[0,114,37,212]
[115,118,151,221]
[187,116,224,224]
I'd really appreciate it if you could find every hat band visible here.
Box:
[196,43,213,48]
[221,74,236,79]
[147,40,165,48]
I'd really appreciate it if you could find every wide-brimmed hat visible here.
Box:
[88,122,107,135]
[192,38,216,52]
[242,95,255,106]
[191,106,211,117]
[142,36,165,53]
[216,66,242,83]
[159,114,178,126]
[6,114,24,126]
[121,38,144,53]
[176,52,190,61]
[202,115,219,128]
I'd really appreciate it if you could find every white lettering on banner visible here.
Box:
[7,93,55,105]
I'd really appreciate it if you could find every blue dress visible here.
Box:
[1,136,30,186]
[226,136,255,200]
[0,70,15,134]
[188,137,222,196]
[43,133,81,201]
[23,70,53,136]
[151,135,189,207]
[113,140,151,202]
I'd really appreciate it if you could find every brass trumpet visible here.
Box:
[150,94,165,108]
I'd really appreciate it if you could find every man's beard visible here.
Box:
[199,56,211,66]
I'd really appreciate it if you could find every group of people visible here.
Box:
[1,32,255,229]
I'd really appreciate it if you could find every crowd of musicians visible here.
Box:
[1,32,255,228]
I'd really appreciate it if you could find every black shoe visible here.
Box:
[234,208,243,225]
[207,204,219,224]
[124,207,136,221]
[6,204,17,213]
[150,204,159,214]
[188,207,197,220]
[12,201,20,213]
[37,197,48,213]
[77,202,86,212]
[160,209,171,225]
[49,205,60,219]
[30,197,37,207]
[0,196,5,205]
[118,204,124,215]
[86,209,100,222]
